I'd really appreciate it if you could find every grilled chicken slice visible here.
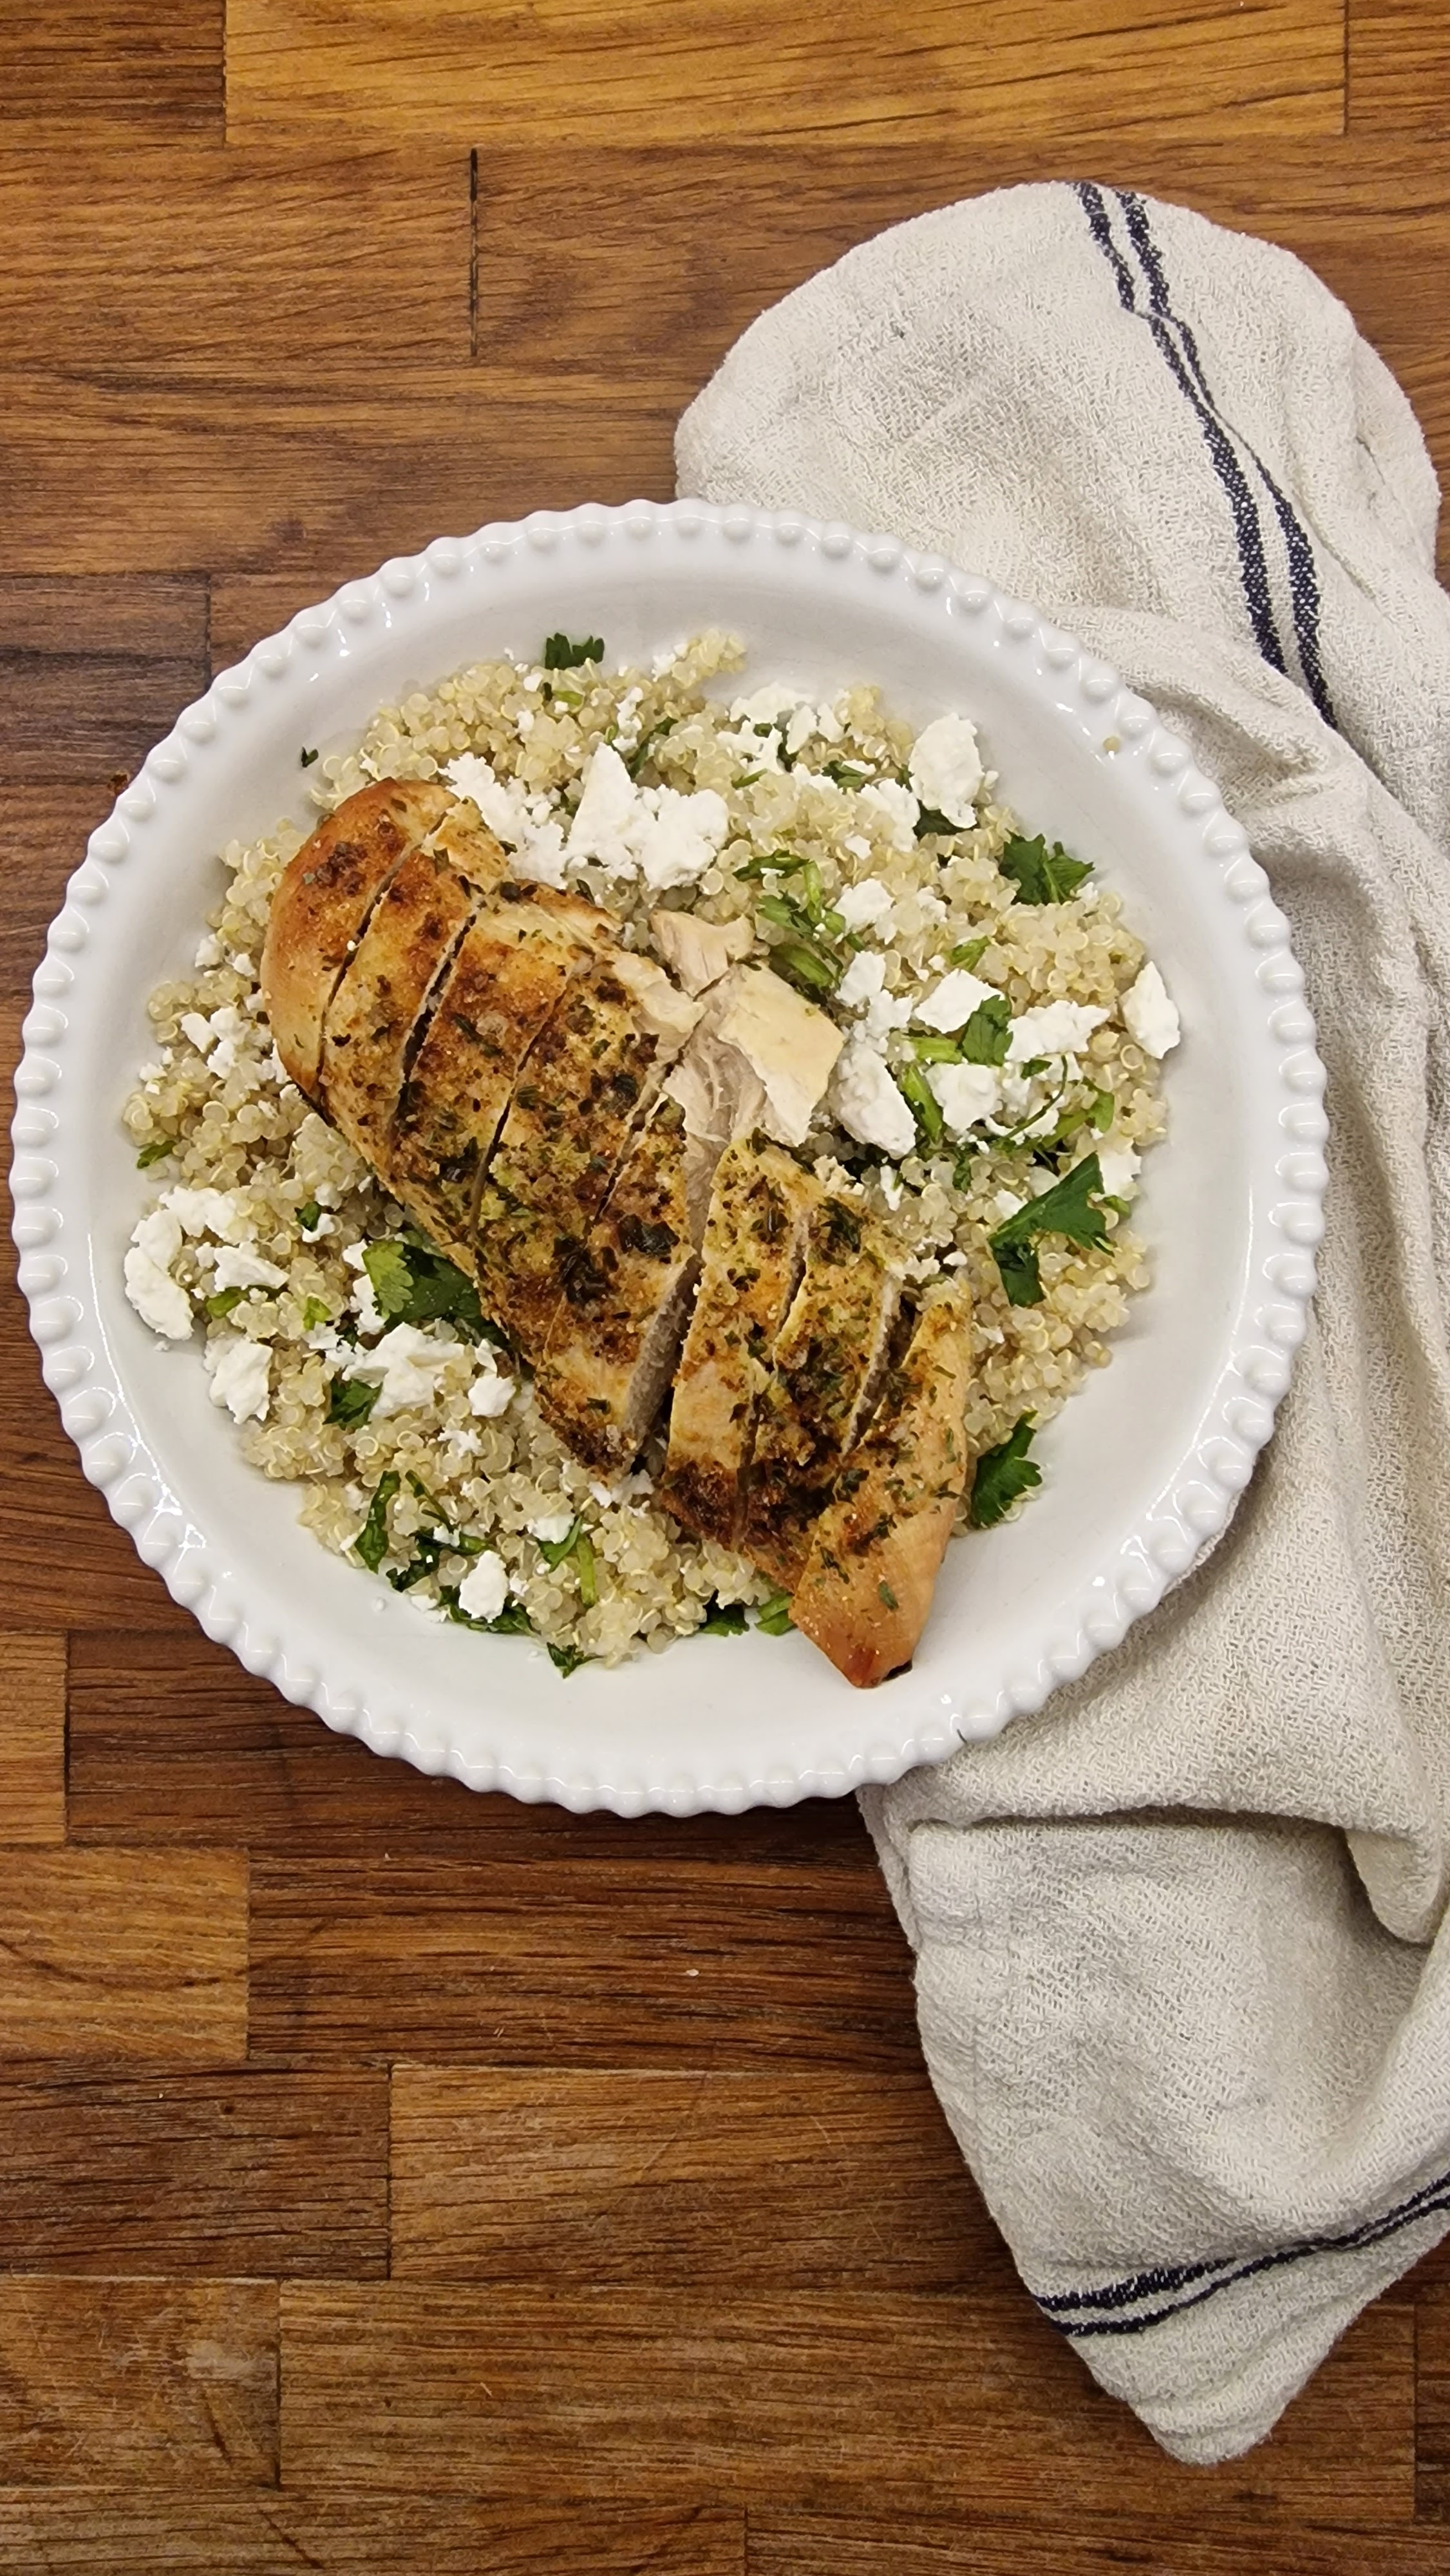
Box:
[532,1097,701,1475]
[319,829,493,1148]
[740,1193,901,1586]
[388,882,608,1262]
[473,956,666,1356]
[659,1139,816,1548]
[792,1291,974,1687]
[261,779,453,1097]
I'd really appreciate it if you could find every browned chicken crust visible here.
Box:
[659,1139,815,1549]
[319,837,482,1148]
[792,1291,975,1688]
[259,779,453,1097]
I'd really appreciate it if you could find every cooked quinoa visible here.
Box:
[122,632,1173,1672]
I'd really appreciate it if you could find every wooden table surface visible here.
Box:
[4,4,1450,2566]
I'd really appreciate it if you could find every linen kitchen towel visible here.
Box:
[677,184,1450,2463]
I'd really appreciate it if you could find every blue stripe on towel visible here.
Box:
[1115,189,1338,731]
[1073,180,1288,682]
[1033,2163,1450,2339]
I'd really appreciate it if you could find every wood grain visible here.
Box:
[0,1848,247,2069]
[0,1,222,144]
[0,370,677,578]
[749,2513,1450,2573]
[279,2285,1412,2521]
[0,578,206,784]
[249,1850,916,2070]
[226,0,1344,147]
[1414,2297,1450,2515]
[66,1629,871,1862]
[0,1632,64,1845]
[0,153,470,374]
[0,2496,742,2573]
[0,2277,276,2487]
[0,2073,386,2275]
[390,2067,1014,2289]
[1350,0,1450,135]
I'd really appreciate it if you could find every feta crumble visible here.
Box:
[833,877,894,933]
[457,1552,510,1623]
[1121,961,1181,1058]
[343,1322,463,1419]
[908,712,983,828]
[1005,1001,1109,1063]
[831,1034,918,1159]
[203,1334,271,1424]
[124,1208,191,1340]
[915,967,997,1033]
[927,1060,1002,1139]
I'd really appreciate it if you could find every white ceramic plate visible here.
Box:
[10,500,1327,1815]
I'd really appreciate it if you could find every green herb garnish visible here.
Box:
[821,759,871,788]
[354,1470,400,1572]
[573,1529,598,1611]
[735,849,796,880]
[987,1153,1109,1306]
[300,746,319,768]
[768,940,842,1000]
[626,718,674,779]
[205,1287,245,1320]
[301,1296,331,1330]
[297,1200,322,1231]
[439,1584,534,1636]
[896,1060,943,1150]
[914,804,960,839]
[547,1640,594,1676]
[362,1236,487,1340]
[329,1374,381,1430]
[699,1598,748,1634]
[136,1137,174,1169]
[959,994,1012,1066]
[536,1515,584,1570]
[542,632,605,670]
[970,1415,1043,1529]
[999,832,1093,904]
[756,1588,795,1636]
[947,936,990,971]
[878,1580,899,1611]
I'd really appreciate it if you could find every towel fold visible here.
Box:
[677,182,1450,2463]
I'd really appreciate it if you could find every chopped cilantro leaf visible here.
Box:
[328,1374,380,1430]
[301,1295,331,1330]
[362,1236,487,1339]
[573,1529,598,1610]
[896,1060,943,1148]
[699,1598,748,1634]
[297,1199,322,1231]
[735,849,795,880]
[542,632,605,670]
[536,1514,583,1569]
[756,1588,795,1636]
[914,804,960,839]
[547,1640,594,1676]
[909,1032,964,1065]
[205,1286,245,1320]
[438,1584,533,1636]
[959,994,1011,1066]
[878,1580,899,1611]
[136,1137,174,1169]
[1089,1089,1116,1133]
[970,1415,1043,1529]
[354,1470,400,1572]
[999,832,1093,904]
[987,1153,1109,1305]
[947,935,990,971]
[299,746,319,768]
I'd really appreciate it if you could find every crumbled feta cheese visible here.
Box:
[915,967,997,1032]
[783,703,818,759]
[836,949,887,1013]
[203,1333,271,1423]
[124,1207,191,1340]
[857,779,919,852]
[833,876,893,933]
[927,1061,1002,1139]
[909,712,983,828]
[1097,1139,1142,1197]
[878,1165,903,1211]
[1121,961,1181,1058]
[720,721,783,775]
[344,1322,462,1418]
[516,708,535,734]
[863,986,914,1041]
[163,1186,249,1242]
[993,1189,1026,1224]
[842,835,872,862]
[445,1426,482,1459]
[1006,1001,1109,1063]
[565,743,641,869]
[916,890,947,923]
[193,933,223,969]
[566,744,728,890]
[179,1011,214,1055]
[230,952,254,977]
[729,683,803,728]
[446,753,568,889]
[467,1359,516,1417]
[457,1552,509,1623]
[529,1511,577,1547]
[211,1243,288,1293]
[830,1034,918,1158]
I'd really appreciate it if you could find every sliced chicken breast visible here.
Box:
[319,833,486,1149]
[532,1097,701,1475]
[659,1139,816,1548]
[473,956,664,1356]
[261,779,453,1097]
[387,883,607,1261]
[791,1290,974,1688]
[740,1193,901,1586]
